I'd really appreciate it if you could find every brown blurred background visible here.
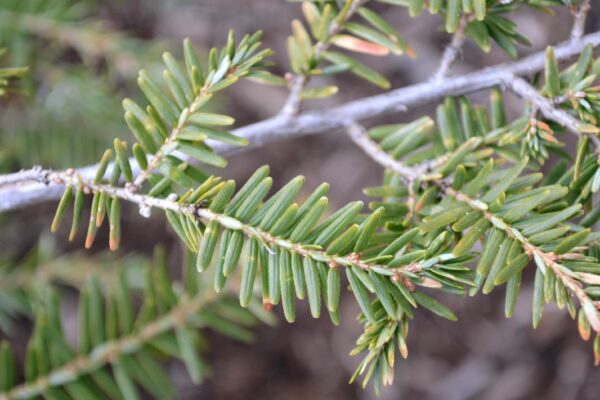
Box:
[3,1,600,399]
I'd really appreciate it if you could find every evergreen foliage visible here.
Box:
[0,0,161,169]
[0,246,273,399]
[0,0,599,397]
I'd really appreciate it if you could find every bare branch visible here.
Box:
[433,15,469,81]
[0,166,48,187]
[279,74,307,117]
[2,31,600,213]
[220,32,600,155]
[571,0,592,40]
[345,122,423,183]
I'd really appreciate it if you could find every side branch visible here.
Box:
[346,122,600,332]
[445,187,600,331]
[130,87,211,190]
[345,122,423,182]
[503,74,600,156]
[571,0,592,40]
[279,0,367,117]
[433,15,469,81]
[16,168,421,279]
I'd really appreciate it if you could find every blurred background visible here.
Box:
[1,1,600,399]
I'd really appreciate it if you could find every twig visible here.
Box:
[1,32,600,213]
[346,121,477,183]
[0,289,220,400]
[130,86,211,191]
[503,74,600,157]
[15,168,427,280]
[279,0,367,117]
[280,75,307,117]
[346,121,600,331]
[446,187,600,332]
[0,166,47,187]
[571,0,592,40]
[433,15,469,81]
[345,122,424,182]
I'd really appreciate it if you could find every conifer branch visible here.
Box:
[0,289,220,400]
[20,168,416,279]
[129,86,213,191]
[12,165,471,337]
[0,251,144,293]
[346,120,600,332]
[0,8,158,82]
[3,2,600,396]
[445,187,600,332]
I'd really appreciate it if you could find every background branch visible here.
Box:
[0,289,219,400]
[216,31,600,153]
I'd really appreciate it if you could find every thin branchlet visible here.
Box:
[433,14,470,81]
[571,0,592,40]
[345,121,600,331]
[130,86,213,191]
[446,187,600,331]
[280,0,368,117]
[503,74,600,158]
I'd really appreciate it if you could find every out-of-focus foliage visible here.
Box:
[0,234,147,334]
[0,243,274,399]
[0,0,162,170]
[0,48,27,98]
